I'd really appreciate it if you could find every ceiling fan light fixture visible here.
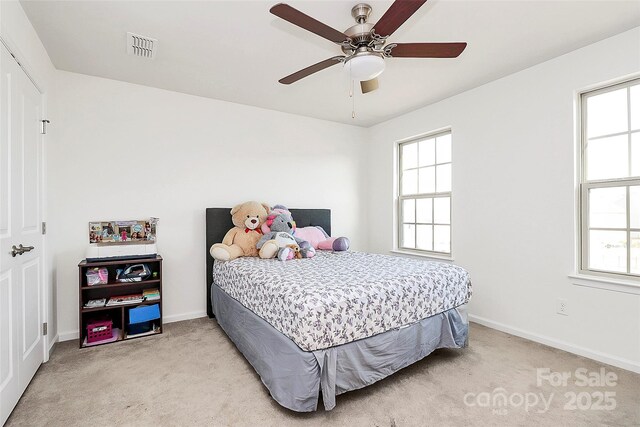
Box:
[343,52,385,81]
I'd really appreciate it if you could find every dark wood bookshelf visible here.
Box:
[78,255,163,348]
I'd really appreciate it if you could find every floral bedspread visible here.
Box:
[212,251,472,351]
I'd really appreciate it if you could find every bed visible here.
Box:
[205,208,471,412]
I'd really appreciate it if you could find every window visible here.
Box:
[580,78,640,280]
[398,130,452,255]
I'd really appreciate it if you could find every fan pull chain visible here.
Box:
[348,61,356,119]
[352,86,356,119]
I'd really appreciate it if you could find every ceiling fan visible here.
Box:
[271,1,467,94]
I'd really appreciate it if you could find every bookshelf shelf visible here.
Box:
[81,298,162,313]
[81,279,161,290]
[78,256,163,348]
[124,328,162,340]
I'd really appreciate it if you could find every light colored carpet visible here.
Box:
[6,318,639,426]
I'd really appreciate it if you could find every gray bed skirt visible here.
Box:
[211,283,468,412]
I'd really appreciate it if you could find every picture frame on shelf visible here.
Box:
[88,218,158,244]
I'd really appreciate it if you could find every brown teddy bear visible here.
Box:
[209,201,270,261]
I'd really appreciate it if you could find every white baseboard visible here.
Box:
[47,334,59,357]
[469,314,640,374]
[58,330,79,342]
[163,311,207,324]
[57,311,207,343]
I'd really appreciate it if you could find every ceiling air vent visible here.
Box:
[127,32,157,59]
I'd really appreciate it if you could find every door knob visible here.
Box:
[10,244,34,257]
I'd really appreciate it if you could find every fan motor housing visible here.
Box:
[342,3,384,55]
[344,23,373,45]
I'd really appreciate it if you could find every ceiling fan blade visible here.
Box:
[270,3,350,45]
[372,0,427,38]
[386,42,467,58]
[360,78,379,94]
[279,56,344,85]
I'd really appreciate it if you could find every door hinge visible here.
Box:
[40,119,50,135]
[42,322,48,336]
[42,222,46,235]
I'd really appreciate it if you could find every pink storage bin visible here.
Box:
[86,319,113,343]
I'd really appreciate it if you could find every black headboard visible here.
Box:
[205,208,331,317]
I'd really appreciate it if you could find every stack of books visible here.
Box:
[106,293,144,306]
[84,298,107,308]
[143,288,160,301]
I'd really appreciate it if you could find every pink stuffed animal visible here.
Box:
[294,226,350,251]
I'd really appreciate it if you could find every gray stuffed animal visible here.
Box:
[257,212,315,261]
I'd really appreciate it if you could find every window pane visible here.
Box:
[631,84,640,131]
[631,186,640,229]
[419,138,435,166]
[434,197,450,224]
[416,198,432,223]
[587,88,628,138]
[416,225,433,250]
[589,230,627,273]
[402,169,418,195]
[631,232,640,274]
[587,135,628,180]
[418,167,435,193]
[632,132,640,177]
[402,224,415,248]
[436,134,452,164]
[402,143,418,169]
[589,187,627,229]
[403,199,415,223]
[436,164,452,192]
[434,225,450,253]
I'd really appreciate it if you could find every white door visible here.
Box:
[0,43,45,425]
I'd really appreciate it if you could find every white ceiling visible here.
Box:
[21,0,640,127]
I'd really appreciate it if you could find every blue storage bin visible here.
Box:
[128,304,160,335]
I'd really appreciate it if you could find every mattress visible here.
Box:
[212,251,472,351]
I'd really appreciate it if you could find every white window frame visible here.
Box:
[578,77,640,282]
[396,129,452,257]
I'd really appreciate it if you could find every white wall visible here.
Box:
[51,70,368,339]
[1,0,57,352]
[366,27,640,372]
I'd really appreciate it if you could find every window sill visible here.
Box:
[390,249,454,262]
[569,273,640,295]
